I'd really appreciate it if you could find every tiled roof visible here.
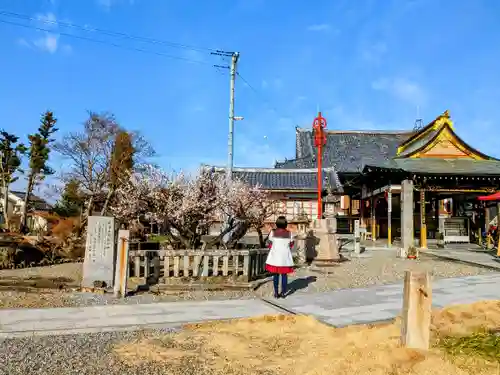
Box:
[208,167,343,193]
[363,158,500,176]
[11,191,53,211]
[275,128,414,173]
[397,128,440,157]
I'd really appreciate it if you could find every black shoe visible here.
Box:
[273,293,280,299]
[280,292,287,299]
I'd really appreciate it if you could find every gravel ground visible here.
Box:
[1,251,499,374]
[0,250,498,309]
[0,329,192,375]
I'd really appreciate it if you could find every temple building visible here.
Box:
[210,110,500,246]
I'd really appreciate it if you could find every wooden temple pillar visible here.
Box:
[387,187,392,247]
[371,196,376,241]
[485,205,490,247]
[434,197,439,236]
[360,199,365,227]
[497,203,500,256]
[420,189,427,249]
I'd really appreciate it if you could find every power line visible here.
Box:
[236,71,299,126]
[0,9,222,54]
[0,18,213,65]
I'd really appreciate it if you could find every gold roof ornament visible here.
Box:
[434,109,453,129]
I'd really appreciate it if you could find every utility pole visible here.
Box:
[226,52,239,180]
[213,50,240,181]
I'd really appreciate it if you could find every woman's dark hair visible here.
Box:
[275,215,288,229]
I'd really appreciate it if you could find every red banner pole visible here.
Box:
[313,111,327,220]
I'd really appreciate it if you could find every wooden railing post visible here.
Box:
[401,271,432,350]
[113,230,130,298]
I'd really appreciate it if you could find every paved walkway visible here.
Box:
[0,299,283,338]
[1,273,499,338]
[273,273,500,327]
[423,247,500,270]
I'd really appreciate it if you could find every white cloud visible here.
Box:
[35,12,58,27]
[17,12,72,54]
[34,33,59,53]
[97,0,113,9]
[96,0,135,9]
[371,77,427,106]
[307,23,331,32]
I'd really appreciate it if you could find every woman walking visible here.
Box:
[265,216,295,298]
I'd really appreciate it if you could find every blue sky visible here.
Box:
[1,0,500,194]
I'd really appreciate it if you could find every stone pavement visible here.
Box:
[423,247,500,270]
[1,273,499,338]
[273,273,500,327]
[0,299,282,338]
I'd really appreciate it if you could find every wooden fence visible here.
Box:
[128,248,270,282]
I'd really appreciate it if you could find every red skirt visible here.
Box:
[265,264,294,274]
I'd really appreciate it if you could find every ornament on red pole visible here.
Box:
[312,111,327,219]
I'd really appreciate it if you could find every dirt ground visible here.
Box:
[113,301,500,375]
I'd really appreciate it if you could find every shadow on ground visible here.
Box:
[285,276,317,297]
[0,275,75,290]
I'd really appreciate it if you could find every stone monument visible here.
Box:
[312,218,340,264]
[399,179,414,258]
[353,219,361,255]
[82,216,116,288]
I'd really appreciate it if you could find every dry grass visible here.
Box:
[114,301,500,375]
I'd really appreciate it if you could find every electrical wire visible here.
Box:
[237,71,302,128]
[0,9,221,53]
[0,18,213,65]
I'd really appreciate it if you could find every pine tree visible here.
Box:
[53,179,85,217]
[21,111,58,230]
[0,131,26,227]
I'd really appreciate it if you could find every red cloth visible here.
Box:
[265,264,294,274]
[478,192,500,201]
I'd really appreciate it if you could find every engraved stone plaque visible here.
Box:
[82,216,116,288]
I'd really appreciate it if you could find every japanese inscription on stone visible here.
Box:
[82,216,116,288]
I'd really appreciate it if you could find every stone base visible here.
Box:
[80,287,107,295]
[312,218,340,261]
[397,248,408,258]
[312,255,348,267]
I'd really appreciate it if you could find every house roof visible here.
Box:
[208,167,343,193]
[11,191,53,211]
[363,158,500,176]
[275,128,414,173]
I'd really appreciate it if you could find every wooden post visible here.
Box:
[420,190,427,249]
[371,197,376,241]
[401,271,432,350]
[434,197,439,237]
[113,229,130,298]
[485,206,491,248]
[387,188,392,247]
[360,199,365,227]
[497,203,500,257]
